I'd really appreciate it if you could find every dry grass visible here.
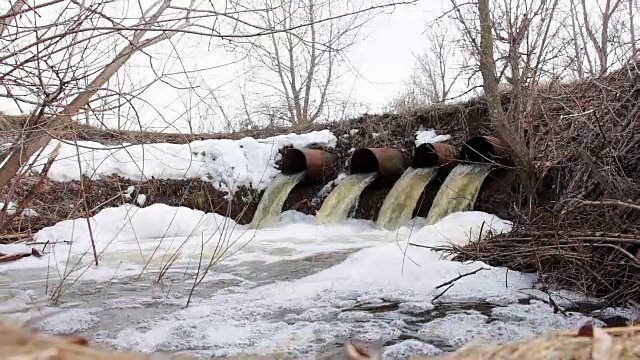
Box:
[420,324,640,360]
[427,202,640,305]
[428,62,640,306]
[0,321,195,359]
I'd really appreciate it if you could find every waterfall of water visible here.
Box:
[248,171,306,229]
[374,167,438,230]
[425,163,493,225]
[314,172,377,225]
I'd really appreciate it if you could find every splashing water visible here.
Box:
[314,173,377,225]
[425,164,493,225]
[375,167,438,230]
[249,172,306,229]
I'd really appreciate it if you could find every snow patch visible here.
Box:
[135,194,147,206]
[27,130,337,195]
[409,211,513,248]
[0,201,39,217]
[415,128,451,146]
[313,173,348,203]
[0,203,383,277]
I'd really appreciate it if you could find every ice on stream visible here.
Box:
[0,205,635,359]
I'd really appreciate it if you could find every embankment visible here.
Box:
[3,102,519,235]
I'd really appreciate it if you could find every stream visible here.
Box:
[0,208,637,359]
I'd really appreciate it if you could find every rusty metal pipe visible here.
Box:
[459,135,509,165]
[349,148,408,183]
[280,148,337,181]
[412,143,457,172]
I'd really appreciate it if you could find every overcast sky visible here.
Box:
[129,1,451,133]
[336,1,447,111]
[1,0,453,133]
[1,0,608,134]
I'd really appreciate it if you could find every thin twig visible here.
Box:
[432,267,489,302]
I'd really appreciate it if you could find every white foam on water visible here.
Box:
[419,301,605,349]
[592,306,640,321]
[31,307,103,336]
[18,208,527,356]
[383,339,443,359]
[0,203,619,358]
[101,237,604,358]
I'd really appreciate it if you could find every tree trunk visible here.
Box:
[477,0,535,199]
[0,0,180,191]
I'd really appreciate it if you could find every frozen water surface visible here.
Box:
[0,204,637,359]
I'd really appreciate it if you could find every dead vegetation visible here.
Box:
[0,321,195,360]
[421,323,640,360]
[429,62,640,306]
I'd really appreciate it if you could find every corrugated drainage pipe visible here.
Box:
[349,148,408,183]
[280,148,337,180]
[459,136,509,165]
[412,143,457,172]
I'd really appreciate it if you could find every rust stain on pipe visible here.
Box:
[412,143,457,172]
[460,135,509,165]
[349,148,408,183]
[280,148,337,180]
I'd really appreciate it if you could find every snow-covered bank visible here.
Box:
[25,130,337,194]
[22,126,453,196]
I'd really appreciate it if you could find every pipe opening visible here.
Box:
[280,148,307,175]
[350,148,379,174]
[460,136,507,164]
[412,143,456,169]
[412,144,439,168]
[349,148,408,184]
[280,148,337,180]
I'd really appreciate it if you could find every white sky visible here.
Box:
[0,0,451,133]
[124,1,451,133]
[339,1,448,110]
[0,0,610,133]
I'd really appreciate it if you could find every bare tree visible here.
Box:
[446,0,563,198]
[241,0,394,126]
[0,0,416,223]
[411,23,464,104]
[629,0,637,58]
[581,0,624,75]
[383,17,471,114]
[562,0,632,78]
